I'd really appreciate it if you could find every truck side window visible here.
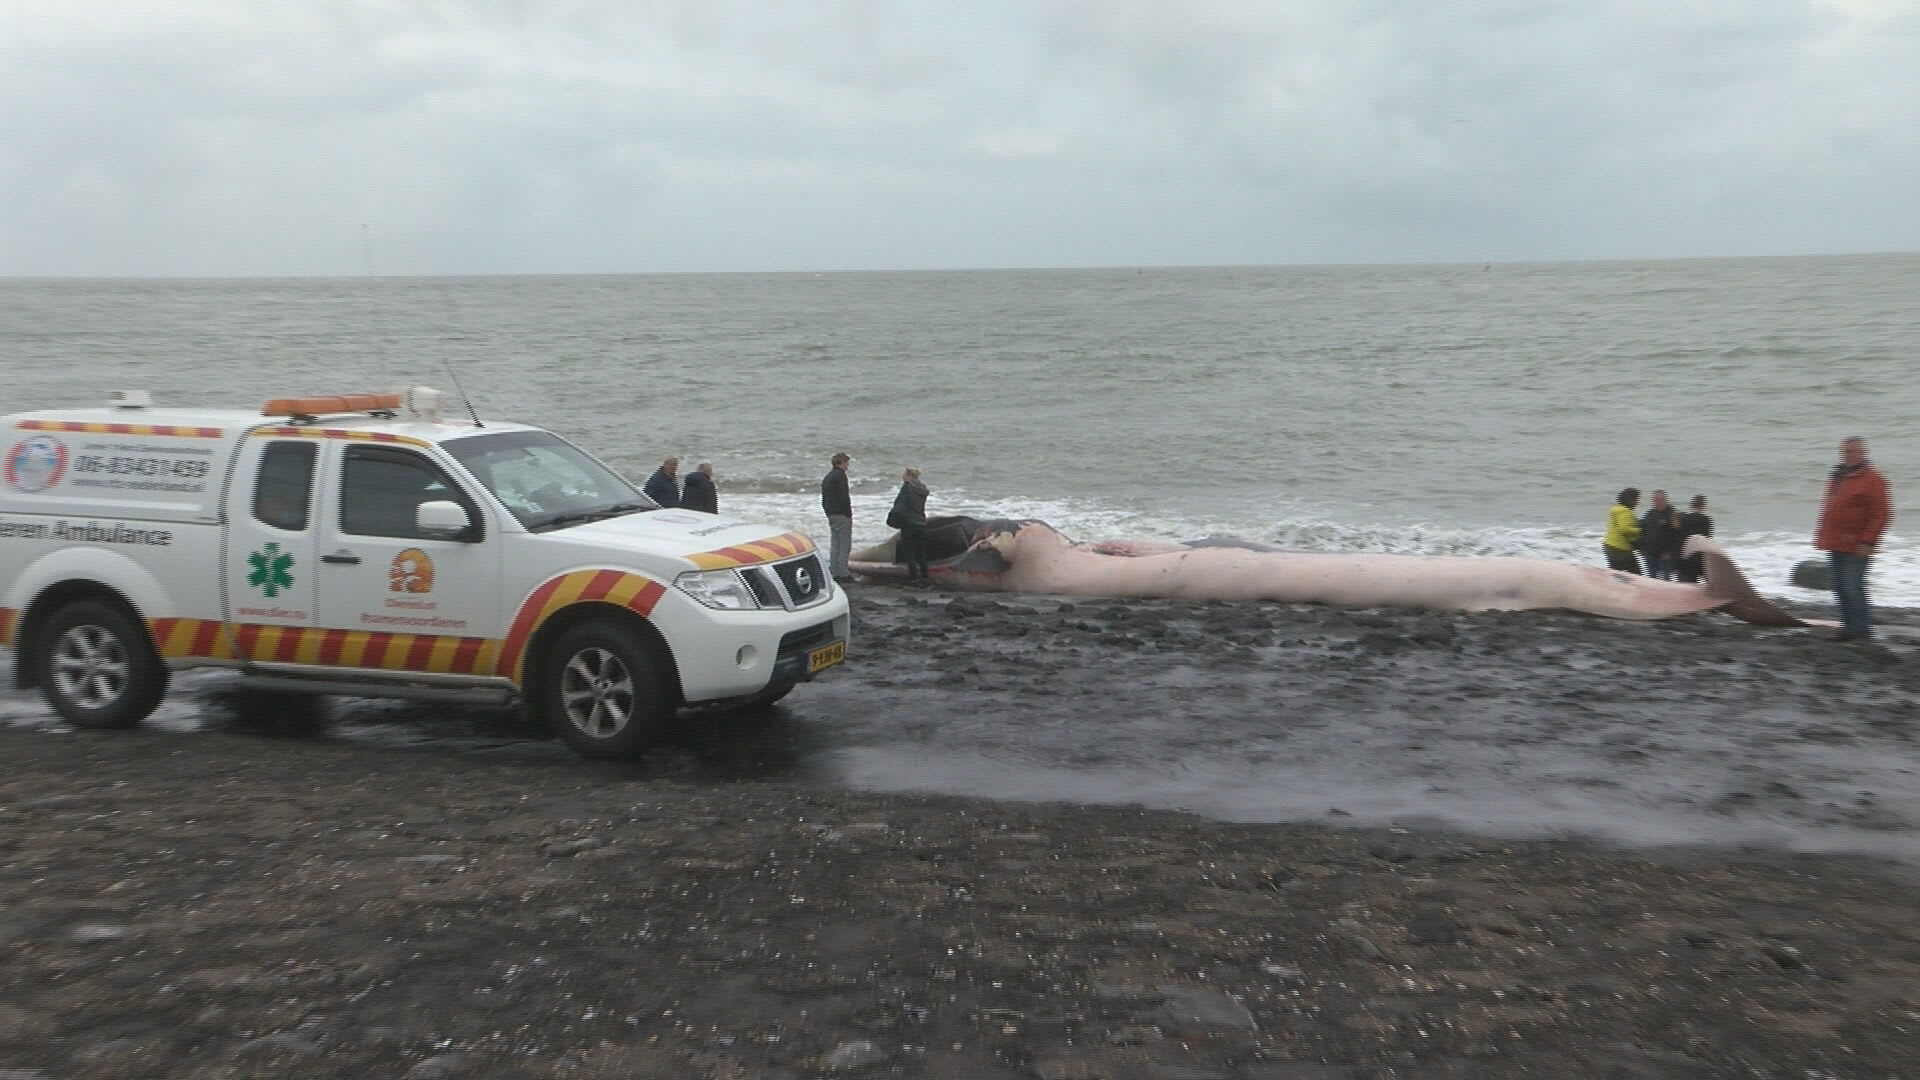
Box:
[340,446,481,540]
[253,441,316,531]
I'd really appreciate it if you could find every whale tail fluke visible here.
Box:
[1689,536,1812,627]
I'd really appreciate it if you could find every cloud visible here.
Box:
[0,0,1915,274]
[1823,0,1919,22]
[968,130,1065,160]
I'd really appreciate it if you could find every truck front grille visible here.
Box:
[772,554,828,607]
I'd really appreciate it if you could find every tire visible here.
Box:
[36,600,169,730]
[543,619,675,760]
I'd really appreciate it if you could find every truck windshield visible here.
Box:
[443,430,653,532]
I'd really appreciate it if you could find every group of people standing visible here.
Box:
[638,452,930,587]
[1603,437,1896,643]
[1603,489,1714,582]
[642,457,719,513]
[819,454,930,585]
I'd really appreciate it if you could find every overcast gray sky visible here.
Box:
[3,0,1916,276]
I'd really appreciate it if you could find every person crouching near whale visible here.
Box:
[1603,487,1643,574]
[888,468,931,586]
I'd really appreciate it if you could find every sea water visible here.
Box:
[4,255,1915,603]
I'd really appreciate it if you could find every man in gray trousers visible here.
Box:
[821,452,854,583]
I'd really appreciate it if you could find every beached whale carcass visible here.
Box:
[848,517,1811,626]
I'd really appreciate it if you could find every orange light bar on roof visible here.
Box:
[260,393,404,418]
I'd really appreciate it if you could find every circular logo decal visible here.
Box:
[4,436,68,493]
[389,548,435,593]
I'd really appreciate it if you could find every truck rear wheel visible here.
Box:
[545,620,674,759]
[38,600,169,730]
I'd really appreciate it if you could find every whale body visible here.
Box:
[848,517,1812,626]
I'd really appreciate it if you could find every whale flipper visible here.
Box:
[1690,537,1816,628]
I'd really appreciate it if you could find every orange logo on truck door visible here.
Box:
[389,548,434,593]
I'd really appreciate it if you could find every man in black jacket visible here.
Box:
[681,462,718,514]
[888,467,930,585]
[821,453,854,583]
[1637,490,1682,581]
[1675,494,1713,584]
[643,457,680,508]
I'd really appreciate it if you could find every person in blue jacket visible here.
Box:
[643,457,680,508]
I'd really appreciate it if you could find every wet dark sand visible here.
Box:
[3,589,1920,1078]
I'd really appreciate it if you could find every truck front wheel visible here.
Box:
[37,600,169,730]
[544,620,674,759]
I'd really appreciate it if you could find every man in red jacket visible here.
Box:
[1814,436,1894,641]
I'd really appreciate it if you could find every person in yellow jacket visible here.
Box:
[1603,487,1643,574]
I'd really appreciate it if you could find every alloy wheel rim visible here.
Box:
[559,646,635,739]
[50,624,130,709]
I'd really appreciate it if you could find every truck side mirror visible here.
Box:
[417,500,475,541]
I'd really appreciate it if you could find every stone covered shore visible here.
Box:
[3,723,1919,1079]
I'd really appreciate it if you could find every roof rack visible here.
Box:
[260,393,403,425]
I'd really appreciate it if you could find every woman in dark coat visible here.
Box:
[887,468,930,584]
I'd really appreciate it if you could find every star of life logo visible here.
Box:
[246,541,296,598]
[4,436,68,493]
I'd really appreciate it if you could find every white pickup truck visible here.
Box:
[0,390,849,758]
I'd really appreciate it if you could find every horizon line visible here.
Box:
[4,248,1918,282]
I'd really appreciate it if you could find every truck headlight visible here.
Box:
[674,569,760,610]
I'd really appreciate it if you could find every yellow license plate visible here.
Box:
[808,640,846,674]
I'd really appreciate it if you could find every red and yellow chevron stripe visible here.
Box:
[16,420,223,439]
[149,617,500,675]
[17,575,669,683]
[10,420,434,446]
[238,624,498,674]
[0,606,16,648]
[496,569,667,681]
[149,617,239,660]
[686,531,816,571]
[253,426,432,449]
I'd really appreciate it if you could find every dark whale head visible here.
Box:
[847,515,1043,586]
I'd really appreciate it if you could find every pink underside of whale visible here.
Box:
[850,525,1814,627]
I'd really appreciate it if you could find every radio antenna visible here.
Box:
[439,355,484,428]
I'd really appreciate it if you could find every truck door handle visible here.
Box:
[321,553,361,565]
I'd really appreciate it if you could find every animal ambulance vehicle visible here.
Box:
[0,390,848,758]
